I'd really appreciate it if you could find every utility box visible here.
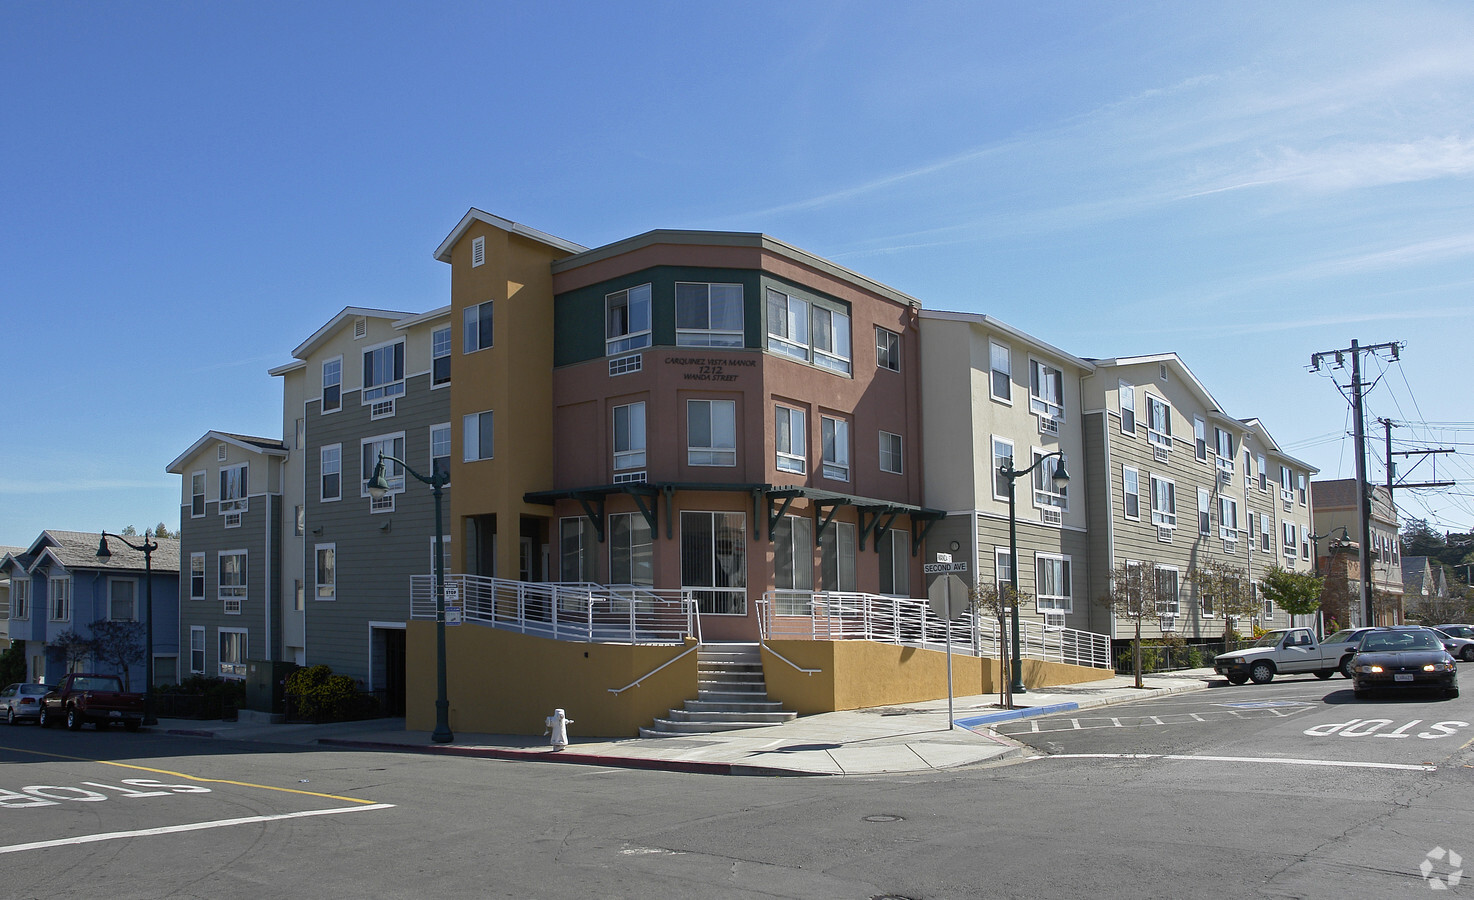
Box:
[244,660,297,713]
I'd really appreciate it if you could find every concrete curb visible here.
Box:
[316,737,744,776]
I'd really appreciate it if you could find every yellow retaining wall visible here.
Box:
[407,622,698,737]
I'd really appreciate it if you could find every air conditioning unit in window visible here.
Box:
[224,512,242,529]
[1153,445,1169,463]
[1283,499,1293,512]
[1218,469,1232,486]
[613,471,646,484]
[608,354,643,376]
[1223,539,1238,554]
[371,399,395,419]
[224,598,242,615]
[1043,612,1065,630]
[1157,525,1173,543]
[1040,508,1062,526]
[1038,415,1059,436]
[1158,614,1177,633]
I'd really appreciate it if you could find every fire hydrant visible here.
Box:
[545,708,573,750]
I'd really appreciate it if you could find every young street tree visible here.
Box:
[1099,563,1161,689]
[48,630,94,674]
[1258,565,1324,634]
[88,619,147,690]
[1192,559,1256,641]
[970,580,1031,710]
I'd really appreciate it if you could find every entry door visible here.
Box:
[381,629,406,717]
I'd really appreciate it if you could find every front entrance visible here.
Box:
[371,626,407,717]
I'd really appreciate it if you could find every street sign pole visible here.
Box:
[945,577,954,730]
[925,554,971,731]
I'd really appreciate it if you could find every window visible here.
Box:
[361,434,405,509]
[315,544,336,599]
[471,235,485,267]
[687,399,736,466]
[1258,455,1269,491]
[773,517,814,591]
[219,629,247,679]
[766,288,809,361]
[821,416,850,481]
[322,357,341,413]
[190,627,205,675]
[1123,466,1141,520]
[995,548,1013,593]
[432,326,451,386]
[1260,513,1272,552]
[1146,396,1171,449]
[606,284,652,354]
[614,402,647,471]
[879,529,910,596]
[1155,566,1180,616]
[1280,465,1293,497]
[1263,597,1274,620]
[1194,416,1207,462]
[294,504,304,536]
[1244,450,1253,487]
[320,444,341,501]
[12,578,28,618]
[463,300,493,353]
[430,424,451,480]
[1032,450,1066,510]
[1303,536,1311,560]
[190,553,205,600]
[989,341,1012,403]
[680,511,747,614]
[875,327,900,372]
[559,518,593,582]
[1215,427,1235,465]
[1150,475,1176,527]
[1219,496,1240,539]
[190,472,205,517]
[1283,521,1298,559]
[1036,554,1073,613]
[464,411,493,461]
[362,340,405,403]
[676,282,744,347]
[1119,382,1136,434]
[809,303,852,374]
[1029,359,1064,418]
[1297,473,1307,505]
[1198,488,1211,535]
[775,405,805,474]
[219,463,247,514]
[993,437,1015,500]
[880,432,903,475]
[47,576,70,621]
[821,522,857,591]
[219,551,247,601]
[609,513,653,586]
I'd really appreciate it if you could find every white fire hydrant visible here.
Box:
[545,708,573,750]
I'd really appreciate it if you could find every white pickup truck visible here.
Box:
[1213,627,1374,685]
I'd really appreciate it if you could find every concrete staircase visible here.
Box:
[640,643,797,737]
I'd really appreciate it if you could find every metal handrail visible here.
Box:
[760,641,821,675]
[607,644,700,694]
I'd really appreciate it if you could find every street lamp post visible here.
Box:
[999,451,1070,694]
[96,530,158,726]
[367,452,453,743]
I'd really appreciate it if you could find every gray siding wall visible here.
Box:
[177,490,280,677]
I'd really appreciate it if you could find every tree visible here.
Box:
[48,630,93,673]
[0,642,26,686]
[153,523,173,539]
[120,525,138,536]
[1099,563,1161,689]
[88,619,147,690]
[970,580,1032,709]
[1192,560,1256,641]
[1259,565,1324,633]
[1400,518,1444,558]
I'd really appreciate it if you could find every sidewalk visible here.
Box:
[158,669,1218,776]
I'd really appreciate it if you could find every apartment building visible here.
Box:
[1311,479,1403,627]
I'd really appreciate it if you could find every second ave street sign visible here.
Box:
[923,562,971,574]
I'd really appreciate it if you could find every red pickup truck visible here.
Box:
[39,673,146,732]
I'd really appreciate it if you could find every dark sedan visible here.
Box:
[1351,627,1459,699]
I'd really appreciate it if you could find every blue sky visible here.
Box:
[3,1,1472,550]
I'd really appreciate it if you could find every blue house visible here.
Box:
[0,530,180,690]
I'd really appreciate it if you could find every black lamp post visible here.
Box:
[367,452,453,743]
[96,530,158,726]
[999,451,1070,694]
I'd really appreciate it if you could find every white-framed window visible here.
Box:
[687,399,736,466]
[994,547,1013,593]
[680,511,747,615]
[471,235,485,267]
[607,284,652,355]
[48,575,71,622]
[1150,475,1176,528]
[320,444,342,501]
[1283,521,1298,559]
[993,436,1015,500]
[1243,450,1253,487]
[189,626,205,674]
[361,433,405,510]
[1123,466,1141,520]
[11,578,28,619]
[1263,597,1274,620]
[1036,553,1073,613]
[315,544,336,599]
[432,326,452,387]
[1303,536,1311,560]
[989,341,1012,403]
[1215,427,1235,468]
[1032,449,1067,510]
[190,471,206,517]
[810,302,852,374]
[1119,381,1136,434]
[1155,566,1180,616]
[875,326,900,372]
[609,512,653,586]
[773,516,814,591]
[775,405,806,474]
[361,339,405,403]
[218,551,247,601]
[766,288,809,361]
[219,628,247,679]
[464,411,493,461]
[1146,396,1171,449]
[1297,473,1308,505]
[464,300,493,353]
[430,424,451,481]
[677,282,744,347]
[1254,455,1268,491]
[1260,513,1273,552]
[880,431,903,475]
[614,402,647,471]
[879,529,910,596]
[219,463,248,515]
[559,517,594,582]
[190,552,205,600]
[1029,359,1064,418]
[821,521,857,591]
[1198,487,1211,535]
[321,356,342,413]
[1194,416,1208,462]
[1219,496,1240,539]
[1280,465,1294,498]
[821,415,850,482]
[106,578,135,621]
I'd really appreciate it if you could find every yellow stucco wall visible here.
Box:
[407,621,698,737]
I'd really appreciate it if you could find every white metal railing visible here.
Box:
[758,590,1112,669]
[410,575,700,645]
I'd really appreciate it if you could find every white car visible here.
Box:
[1,683,49,725]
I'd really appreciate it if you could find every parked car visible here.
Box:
[1435,624,1474,642]
[1431,628,1474,661]
[1320,628,1381,677]
[1350,627,1459,699]
[39,673,146,731]
[1,683,49,725]
[1214,626,1374,684]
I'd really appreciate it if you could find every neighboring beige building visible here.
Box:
[1311,479,1402,626]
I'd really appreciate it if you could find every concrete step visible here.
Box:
[697,689,775,703]
[640,718,775,736]
[698,680,767,693]
[684,699,787,713]
[668,709,797,725]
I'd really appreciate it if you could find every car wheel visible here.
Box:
[38,706,51,728]
[1249,661,1275,685]
[1461,647,1474,662]
[5,708,14,725]
[1340,656,1356,679]
[66,708,82,731]
[1227,674,1248,685]
[124,720,141,733]
[1315,670,1334,679]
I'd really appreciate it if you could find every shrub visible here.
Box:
[285,664,366,722]
[154,675,246,719]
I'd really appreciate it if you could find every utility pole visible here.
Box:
[1310,339,1402,628]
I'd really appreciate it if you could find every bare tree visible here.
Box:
[1193,560,1256,641]
[48,630,94,674]
[1099,563,1161,689]
[88,619,147,690]
[970,580,1032,709]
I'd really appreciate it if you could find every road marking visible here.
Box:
[0,803,396,855]
[0,744,379,805]
[1034,753,1436,772]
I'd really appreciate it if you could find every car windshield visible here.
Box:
[21,684,47,695]
[1358,631,1442,653]
[1251,632,1289,648]
[1325,630,1358,644]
